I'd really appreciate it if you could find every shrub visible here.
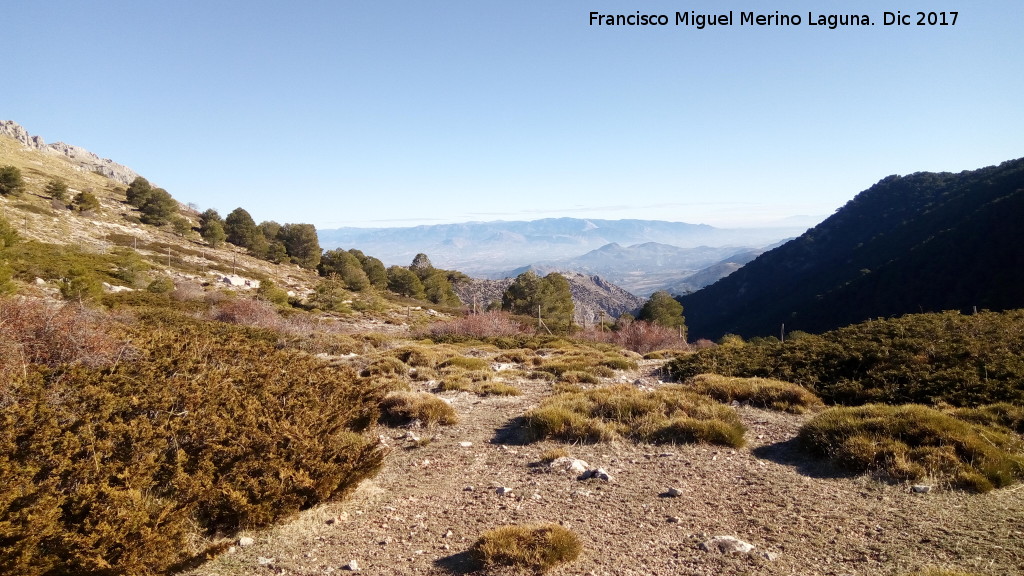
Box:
[687,374,823,413]
[45,177,69,202]
[210,298,282,329]
[477,382,522,396]
[666,310,1024,407]
[610,320,687,354]
[146,276,175,294]
[0,165,25,196]
[362,356,409,377]
[428,310,529,340]
[525,385,745,447]
[379,391,458,426]
[72,190,102,213]
[440,355,490,371]
[471,524,582,574]
[799,404,1024,492]
[0,297,123,384]
[0,310,387,575]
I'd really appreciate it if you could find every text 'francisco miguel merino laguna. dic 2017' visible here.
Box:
[588,11,960,29]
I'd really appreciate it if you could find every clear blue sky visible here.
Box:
[4,1,1022,229]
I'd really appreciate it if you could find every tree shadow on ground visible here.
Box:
[490,416,532,445]
[433,550,480,575]
[751,437,856,480]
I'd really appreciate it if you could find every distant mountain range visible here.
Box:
[680,158,1024,340]
[319,218,808,295]
[498,240,786,296]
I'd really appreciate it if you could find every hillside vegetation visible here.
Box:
[681,157,1024,339]
[667,310,1024,407]
[4,127,1024,575]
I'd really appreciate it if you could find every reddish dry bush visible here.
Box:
[0,297,123,382]
[603,320,689,354]
[209,297,282,329]
[428,311,529,340]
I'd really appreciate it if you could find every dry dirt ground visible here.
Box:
[182,360,1024,576]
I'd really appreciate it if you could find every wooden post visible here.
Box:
[780,323,785,343]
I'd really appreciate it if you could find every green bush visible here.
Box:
[471,524,582,574]
[379,391,458,426]
[687,374,823,413]
[525,384,745,447]
[666,310,1024,407]
[799,404,1024,492]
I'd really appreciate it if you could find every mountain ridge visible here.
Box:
[0,120,140,185]
[680,157,1024,340]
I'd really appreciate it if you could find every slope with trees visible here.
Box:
[680,158,1024,339]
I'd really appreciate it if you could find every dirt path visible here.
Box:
[183,361,1024,576]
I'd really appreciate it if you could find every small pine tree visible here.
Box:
[45,178,69,202]
[72,191,102,213]
[199,213,226,247]
[638,291,686,332]
[139,188,177,226]
[387,265,425,299]
[124,176,153,207]
[278,223,321,269]
[224,207,259,248]
[0,165,26,197]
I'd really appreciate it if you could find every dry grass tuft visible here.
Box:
[525,384,745,447]
[688,373,823,413]
[799,404,1024,492]
[380,391,458,426]
[471,523,582,574]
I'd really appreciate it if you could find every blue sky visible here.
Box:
[4,1,1022,229]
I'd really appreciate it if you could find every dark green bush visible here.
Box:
[666,310,1024,407]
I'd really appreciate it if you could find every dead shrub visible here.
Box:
[0,297,123,383]
[611,320,689,354]
[209,297,282,329]
[471,523,582,574]
[427,310,529,340]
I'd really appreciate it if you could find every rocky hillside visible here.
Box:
[1,120,139,185]
[681,157,1024,340]
[454,271,646,326]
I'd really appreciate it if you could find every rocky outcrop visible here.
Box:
[0,120,140,185]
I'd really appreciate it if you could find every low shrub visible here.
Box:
[0,309,387,575]
[799,404,1024,492]
[428,310,529,341]
[380,391,458,426]
[0,297,123,384]
[525,385,745,447]
[440,355,490,371]
[471,523,582,574]
[361,356,409,377]
[477,382,522,396]
[951,402,1024,434]
[666,310,1024,407]
[209,297,282,329]
[688,374,823,413]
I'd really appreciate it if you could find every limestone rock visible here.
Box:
[578,468,612,481]
[549,456,589,475]
[238,536,255,547]
[699,536,755,555]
